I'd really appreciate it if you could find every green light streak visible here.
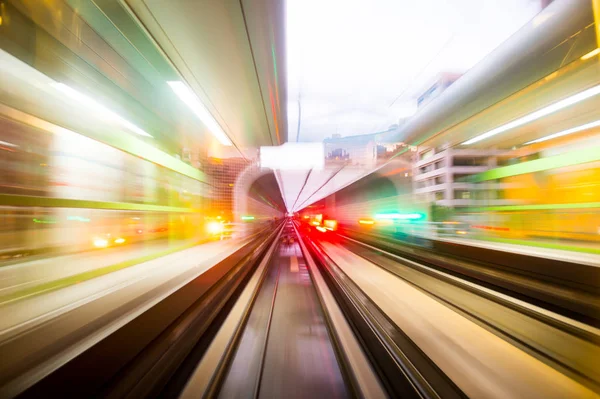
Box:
[270,26,279,87]
[33,218,57,224]
[67,216,91,222]
[241,215,255,221]
[472,146,600,182]
[1,194,200,213]
[466,202,600,212]
[271,44,279,85]
[374,213,424,220]
[102,129,206,183]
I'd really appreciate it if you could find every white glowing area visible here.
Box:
[260,142,324,170]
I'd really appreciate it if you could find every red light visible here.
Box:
[323,219,337,231]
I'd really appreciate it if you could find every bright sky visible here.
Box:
[287,0,542,142]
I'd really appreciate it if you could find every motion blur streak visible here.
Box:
[167,81,233,146]
[1,0,600,398]
[524,119,600,144]
[463,83,600,144]
[51,82,153,138]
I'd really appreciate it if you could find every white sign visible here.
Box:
[260,142,324,170]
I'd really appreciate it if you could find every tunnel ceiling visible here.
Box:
[0,0,286,164]
[124,0,288,151]
[287,158,412,213]
[249,172,286,213]
[273,155,412,213]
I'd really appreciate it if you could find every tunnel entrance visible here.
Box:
[233,164,285,230]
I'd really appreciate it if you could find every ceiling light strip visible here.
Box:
[463,84,600,145]
[168,81,232,146]
[0,140,18,148]
[51,83,153,138]
[581,48,600,60]
[524,119,600,144]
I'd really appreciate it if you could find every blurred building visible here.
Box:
[326,148,350,162]
[412,147,518,208]
[324,133,378,167]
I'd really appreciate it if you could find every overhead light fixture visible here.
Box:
[51,83,153,138]
[93,238,109,248]
[462,84,600,145]
[0,140,18,148]
[581,48,600,60]
[167,81,232,146]
[524,119,600,145]
[358,219,375,225]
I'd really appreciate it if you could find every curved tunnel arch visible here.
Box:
[302,167,414,224]
[332,172,400,207]
[233,163,285,230]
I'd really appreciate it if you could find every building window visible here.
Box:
[434,191,445,201]
[454,174,470,182]
[419,164,434,174]
[420,149,434,161]
[434,176,444,185]
[453,157,487,167]
[454,190,471,199]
